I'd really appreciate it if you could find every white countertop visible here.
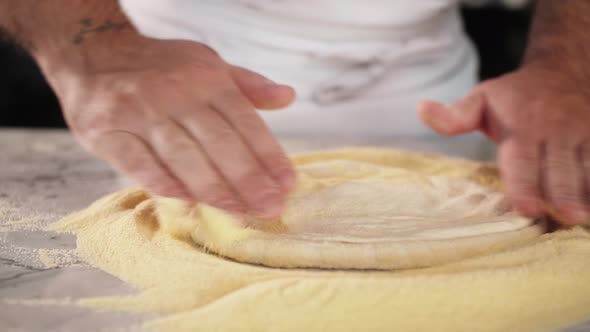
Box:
[1,128,588,332]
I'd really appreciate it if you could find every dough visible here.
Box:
[157,148,546,270]
[50,146,590,331]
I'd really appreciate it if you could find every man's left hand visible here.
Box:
[418,64,590,225]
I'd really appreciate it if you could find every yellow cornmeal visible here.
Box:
[51,148,590,332]
[38,248,59,268]
[38,248,79,269]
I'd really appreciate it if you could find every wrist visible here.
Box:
[522,0,590,82]
[35,25,148,90]
[0,1,144,87]
[521,51,586,88]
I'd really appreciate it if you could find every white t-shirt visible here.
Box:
[120,0,479,139]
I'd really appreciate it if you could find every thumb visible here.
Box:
[229,66,296,110]
[417,88,486,136]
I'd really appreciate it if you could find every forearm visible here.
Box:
[0,1,142,76]
[524,0,590,73]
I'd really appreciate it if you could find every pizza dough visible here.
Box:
[157,148,546,270]
[51,147,590,331]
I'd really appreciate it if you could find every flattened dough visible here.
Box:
[157,148,546,269]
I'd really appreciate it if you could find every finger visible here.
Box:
[147,119,248,215]
[544,141,588,225]
[229,66,296,110]
[498,138,544,217]
[88,130,192,200]
[418,89,486,136]
[210,89,296,192]
[171,99,288,220]
[582,143,590,212]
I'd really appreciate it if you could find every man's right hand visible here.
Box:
[0,1,296,219]
[47,36,297,219]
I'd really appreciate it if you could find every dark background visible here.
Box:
[0,5,533,128]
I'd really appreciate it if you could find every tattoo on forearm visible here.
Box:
[72,18,130,44]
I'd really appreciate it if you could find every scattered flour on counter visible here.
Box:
[47,148,590,332]
[0,199,23,226]
[3,297,74,306]
[0,198,52,232]
[1,196,78,270]
[38,248,80,269]
[2,218,33,227]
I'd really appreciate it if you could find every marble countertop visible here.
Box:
[1,128,588,332]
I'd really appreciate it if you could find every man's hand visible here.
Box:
[56,38,296,219]
[0,1,296,219]
[419,0,590,226]
[418,64,590,225]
